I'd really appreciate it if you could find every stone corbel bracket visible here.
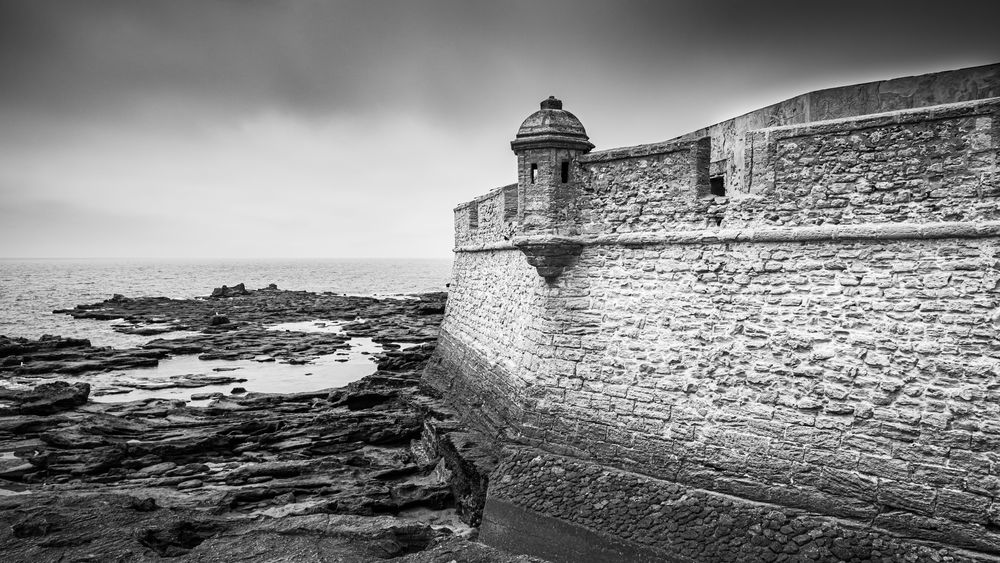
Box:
[512,236,583,281]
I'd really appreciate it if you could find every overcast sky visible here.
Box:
[0,0,996,259]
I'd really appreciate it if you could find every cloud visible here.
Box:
[6,0,991,122]
[0,0,996,258]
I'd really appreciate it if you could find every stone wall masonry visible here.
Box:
[739,97,999,227]
[686,63,1000,194]
[508,234,1000,557]
[454,184,518,248]
[434,66,1000,561]
[517,148,586,235]
[483,447,1000,562]
[456,80,999,251]
[489,220,1000,252]
[576,137,712,235]
[423,249,549,437]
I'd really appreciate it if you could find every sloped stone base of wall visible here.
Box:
[481,497,680,562]
[482,447,1000,563]
[423,328,524,438]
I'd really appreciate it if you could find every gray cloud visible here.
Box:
[0,0,996,258]
[5,1,994,120]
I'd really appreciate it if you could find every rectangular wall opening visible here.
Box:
[710,176,726,196]
[561,161,570,183]
[468,204,479,229]
[530,163,538,184]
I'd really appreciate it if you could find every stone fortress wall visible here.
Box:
[425,63,1000,562]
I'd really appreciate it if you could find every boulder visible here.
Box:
[210,283,249,298]
[6,381,91,415]
[135,462,178,477]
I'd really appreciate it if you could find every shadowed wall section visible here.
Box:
[423,248,540,437]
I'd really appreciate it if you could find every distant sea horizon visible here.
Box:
[0,256,452,261]
[0,257,453,349]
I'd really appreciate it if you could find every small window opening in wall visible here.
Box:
[468,205,478,229]
[710,176,726,197]
[530,163,538,184]
[561,161,570,183]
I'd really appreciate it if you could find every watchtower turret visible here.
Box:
[511,96,594,235]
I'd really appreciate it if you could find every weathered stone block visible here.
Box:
[877,480,936,515]
[936,488,990,524]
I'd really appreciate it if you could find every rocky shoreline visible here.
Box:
[0,285,539,562]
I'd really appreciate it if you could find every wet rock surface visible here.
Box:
[0,381,91,416]
[1,334,169,376]
[0,286,445,378]
[0,286,529,562]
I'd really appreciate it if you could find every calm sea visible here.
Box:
[0,258,453,349]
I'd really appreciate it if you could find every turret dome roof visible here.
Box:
[511,96,594,152]
[515,96,589,140]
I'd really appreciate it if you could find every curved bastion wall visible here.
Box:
[424,65,1000,562]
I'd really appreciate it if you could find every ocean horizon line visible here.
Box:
[0,256,453,262]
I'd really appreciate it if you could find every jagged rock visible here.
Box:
[0,457,33,480]
[136,519,221,557]
[124,374,246,391]
[209,283,249,298]
[28,288,443,376]
[39,427,109,449]
[189,513,439,561]
[0,334,169,377]
[128,497,158,512]
[0,381,90,416]
[135,462,177,476]
[377,344,436,372]
[415,293,447,316]
[399,537,547,562]
[0,334,92,356]
[0,289,539,561]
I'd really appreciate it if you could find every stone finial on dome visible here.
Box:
[540,96,563,110]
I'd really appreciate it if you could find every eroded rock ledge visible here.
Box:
[0,286,541,562]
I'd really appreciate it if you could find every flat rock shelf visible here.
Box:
[0,285,542,562]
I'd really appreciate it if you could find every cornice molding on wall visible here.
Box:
[453,220,1000,253]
